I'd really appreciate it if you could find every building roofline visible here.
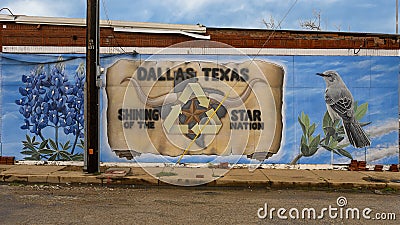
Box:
[1,14,399,39]
[0,14,207,33]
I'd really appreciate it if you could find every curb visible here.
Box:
[1,174,397,190]
[1,165,399,191]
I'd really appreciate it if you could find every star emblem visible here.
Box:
[179,98,208,126]
[163,83,224,142]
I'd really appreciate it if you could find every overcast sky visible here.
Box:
[1,0,399,34]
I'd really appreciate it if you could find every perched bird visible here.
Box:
[316,70,371,148]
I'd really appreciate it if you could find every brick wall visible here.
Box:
[206,28,400,49]
[0,22,399,50]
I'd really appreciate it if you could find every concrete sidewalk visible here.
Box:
[0,164,399,190]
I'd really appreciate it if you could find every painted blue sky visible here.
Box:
[2,0,399,34]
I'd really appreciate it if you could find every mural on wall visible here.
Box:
[291,70,371,164]
[1,54,86,161]
[15,58,85,161]
[0,53,398,165]
[106,59,284,160]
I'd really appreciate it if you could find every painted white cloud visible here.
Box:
[357,73,386,83]
[368,89,398,106]
[336,144,398,164]
[366,119,398,138]
[371,64,398,73]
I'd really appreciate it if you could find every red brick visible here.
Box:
[0,21,398,50]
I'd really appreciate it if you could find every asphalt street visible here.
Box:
[0,184,398,225]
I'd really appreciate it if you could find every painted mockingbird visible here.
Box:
[316,70,371,148]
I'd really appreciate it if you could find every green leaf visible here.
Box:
[309,135,314,145]
[39,140,49,150]
[48,154,58,161]
[301,135,307,146]
[329,139,338,149]
[21,150,35,155]
[26,134,31,143]
[304,113,310,128]
[49,139,58,150]
[308,146,319,156]
[323,126,335,136]
[354,102,368,121]
[38,149,54,155]
[323,125,337,146]
[323,111,332,127]
[310,135,320,149]
[353,101,359,113]
[320,144,341,155]
[23,143,37,151]
[301,111,306,121]
[61,141,71,151]
[337,148,353,159]
[333,119,341,128]
[337,143,349,149]
[308,123,316,137]
[77,139,85,150]
[308,135,320,156]
[298,115,307,135]
[23,135,39,147]
[300,143,310,156]
[59,151,72,161]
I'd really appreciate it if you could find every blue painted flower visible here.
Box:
[16,61,86,151]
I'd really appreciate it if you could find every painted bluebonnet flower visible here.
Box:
[61,63,85,140]
[16,60,85,159]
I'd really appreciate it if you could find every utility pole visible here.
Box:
[85,0,100,173]
[396,0,398,34]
